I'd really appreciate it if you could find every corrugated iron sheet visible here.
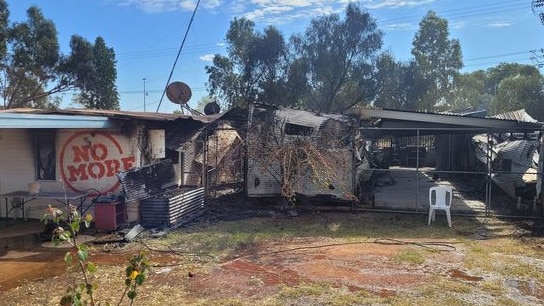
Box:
[116,159,205,228]
[492,109,538,123]
[140,187,205,228]
[116,159,177,201]
[0,108,218,123]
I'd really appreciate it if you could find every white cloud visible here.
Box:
[117,0,348,23]
[486,22,512,28]
[116,0,222,13]
[116,0,436,24]
[382,22,417,31]
[450,21,465,30]
[363,0,436,10]
[199,54,215,61]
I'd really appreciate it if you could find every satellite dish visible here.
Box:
[204,102,221,115]
[166,81,192,105]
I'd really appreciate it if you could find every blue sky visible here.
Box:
[7,0,544,113]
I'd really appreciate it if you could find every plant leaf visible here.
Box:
[77,249,88,262]
[64,252,74,265]
[127,290,137,300]
[86,261,96,273]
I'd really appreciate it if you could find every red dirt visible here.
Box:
[0,239,433,298]
[188,242,430,299]
[0,250,66,291]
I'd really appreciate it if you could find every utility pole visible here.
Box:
[143,78,147,112]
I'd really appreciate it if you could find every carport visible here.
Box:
[350,107,544,217]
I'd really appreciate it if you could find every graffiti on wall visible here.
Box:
[60,131,136,193]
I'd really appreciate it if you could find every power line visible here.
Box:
[465,50,534,62]
[378,0,529,26]
[109,1,532,65]
[155,0,201,113]
[117,44,222,60]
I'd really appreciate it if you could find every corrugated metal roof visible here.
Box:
[491,109,537,123]
[0,108,219,123]
[350,107,543,131]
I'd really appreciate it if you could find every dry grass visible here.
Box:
[1,211,544,305]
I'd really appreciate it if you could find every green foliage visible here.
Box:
[2,5,61,109]
[42,204,149,305]
[206,3,382,112]
[374,53,420,111]
[449,70,488,111]
[121,250,151,303]
[0,1,118,109]
[487,63,544,120]
[205,17,287,109]
[411,10,463,111]
[290,2,382,112]
[72,36,120,110]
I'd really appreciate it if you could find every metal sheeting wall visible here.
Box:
[117,159,206,228]
[140,187,205,228]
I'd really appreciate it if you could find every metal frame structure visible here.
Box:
[358,125,544,217]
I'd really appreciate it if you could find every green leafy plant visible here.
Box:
[42,204,150,305]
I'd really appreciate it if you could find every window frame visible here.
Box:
[34,130,57,181]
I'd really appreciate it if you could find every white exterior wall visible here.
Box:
[0,128,141,220]
[296,149,353,200]
[0,129,34,216]
[247,159,282,197]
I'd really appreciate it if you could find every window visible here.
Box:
[284,123,314,136]
[35,131,56,180]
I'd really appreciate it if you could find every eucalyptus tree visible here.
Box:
[411,10,463,111]
[205,17,287,108]
[290,2,382,112]
[374,53,422,111]
[70,36,119,110]
[0,2,119,110]
[2,5,63,108]
[488,64,544,120]
[449,70,488,112]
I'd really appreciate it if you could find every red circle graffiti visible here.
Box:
[60,131,125,194]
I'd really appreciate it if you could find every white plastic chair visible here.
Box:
[428,186,453,227]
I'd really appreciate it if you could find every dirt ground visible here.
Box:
[0,238,443,300]
[1,212,544,305]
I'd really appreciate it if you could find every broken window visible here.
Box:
[284,123,314,136]
[35,131,56,180]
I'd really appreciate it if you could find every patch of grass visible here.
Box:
[433,296,468,306]
[247,275,265,287]
[386,292,466,306]
[275,283,390,306]
[464,240,544,282]
[392,248,425,265]
[441,280,473,294]
[411,275,478,306]
[277,282,329,299]
[495,297,522,306]
[481,279,507,296]
[193,298,245,306]
[498,258,544,282]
